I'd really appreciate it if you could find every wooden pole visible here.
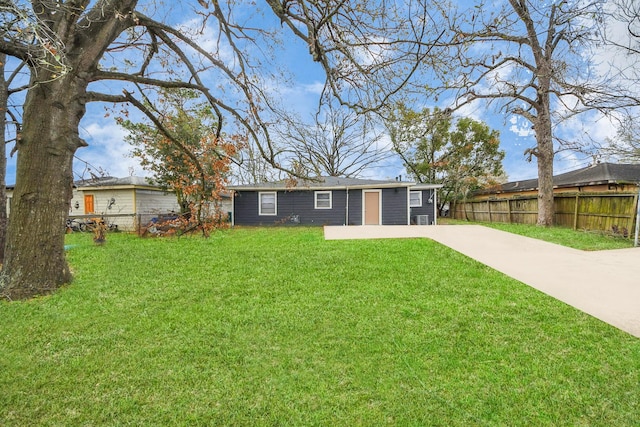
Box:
[573,194,579,230]
[634,186,640,247]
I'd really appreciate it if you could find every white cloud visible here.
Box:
[452,101,484,122]
[178,18,235,65]
[300,81,325,95]
[508,115,535,138]
[77,121,147,179]
[505,161,537,181]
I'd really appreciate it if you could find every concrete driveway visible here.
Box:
[324,225,640,338]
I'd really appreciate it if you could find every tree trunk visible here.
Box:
[1,75,86,300]
[0,54,8,263]
[536,99,555,227]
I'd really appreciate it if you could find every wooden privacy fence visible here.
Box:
[452,192,639,236]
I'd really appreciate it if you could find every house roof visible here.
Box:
[229,176,419,191]
[483,162,640,194]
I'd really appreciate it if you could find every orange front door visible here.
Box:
[84,194,95,214]
[364,191,380,225]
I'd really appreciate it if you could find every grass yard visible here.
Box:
[1,227,639,425]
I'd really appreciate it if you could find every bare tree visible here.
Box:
[599,0,640,162]
[602,115,640,162]
[605,0,640,58]
[0,0,446,299]
[435,0,636,226]
[279,105,387,177]
[233,139,282,185]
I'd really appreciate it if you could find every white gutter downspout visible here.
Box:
[407,187,411,225]
[345,187,349,226]
[433,189,438,225]
[231,191,235,227]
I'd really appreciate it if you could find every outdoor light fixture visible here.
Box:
[74,201,79,209]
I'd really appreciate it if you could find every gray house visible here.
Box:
[229,177,441,226]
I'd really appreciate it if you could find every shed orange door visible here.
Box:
[363,191,381,225]
[84,194,95,214]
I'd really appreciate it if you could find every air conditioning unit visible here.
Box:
[415,215,429,225]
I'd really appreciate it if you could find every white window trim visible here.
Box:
[258,191,277,216]
[409,190,422,207]
[314,191,332,209]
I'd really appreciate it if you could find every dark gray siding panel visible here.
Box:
[347,189,362,225]
[234,190,348,226]
[382,187,408,225]
[278,190,348,225]
[409,188,437,224]
[234,191,261,225]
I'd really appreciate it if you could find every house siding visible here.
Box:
[69,188,138,230]
[382,187,409,225]
[409,188,437,224]
[234,190,350,226]
[234,187,414,226]
[135,189,182,230]
[233,191,259,224]
[68,187,181,231]
[347,190,362,225]
[136,189,181,216]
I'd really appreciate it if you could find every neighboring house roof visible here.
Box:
[481,162,640,194]
[74,176,160,190]
[4,176,156,191]
[75,176,233,199]
[230,176,441,191]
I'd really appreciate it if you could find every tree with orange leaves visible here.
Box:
[118,89,243,236]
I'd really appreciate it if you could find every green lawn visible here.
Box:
[1,228,639,425]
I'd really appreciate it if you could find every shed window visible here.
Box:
[315,191,332,209]
[259,192,277,216]
[409,191,422,207]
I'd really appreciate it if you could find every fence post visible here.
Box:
[507,199,512,223]
[573,194,579,230]
[634,186,640,247]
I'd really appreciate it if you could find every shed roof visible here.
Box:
[484,162,640,194]
[75,176,160,190]
[6,176,158,191]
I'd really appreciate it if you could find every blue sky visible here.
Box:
[4,1,628,185]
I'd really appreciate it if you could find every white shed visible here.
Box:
[69,176,181,231]
[6,176,232,232]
